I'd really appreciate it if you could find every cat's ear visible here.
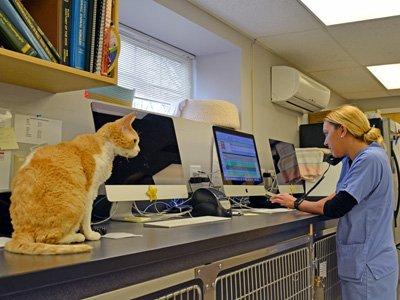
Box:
[120,113,135,126]
[119,113,135,132]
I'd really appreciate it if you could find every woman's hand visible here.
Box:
[270,193,297,209]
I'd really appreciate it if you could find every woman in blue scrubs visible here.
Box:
[271,105,398,299]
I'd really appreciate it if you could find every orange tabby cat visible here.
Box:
[5,113,140,255]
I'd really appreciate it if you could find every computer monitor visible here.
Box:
[212,126,265,197]
[91,102,188,220]
[267,139,304,194]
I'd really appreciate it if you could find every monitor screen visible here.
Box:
[91,102,188,205]
[267,139,304,194]
[213,126,265,197]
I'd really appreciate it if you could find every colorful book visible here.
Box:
[10,0,59,62]
[0,10,37,56]
[69,0,90,70]
[23,0,63,59]
[100,0,113,76]
[0,0,49,60]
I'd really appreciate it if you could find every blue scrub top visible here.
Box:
[336,142,398,282]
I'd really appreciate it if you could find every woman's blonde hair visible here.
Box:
[325,105,384,146]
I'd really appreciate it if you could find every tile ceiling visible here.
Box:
[188,0,400,100]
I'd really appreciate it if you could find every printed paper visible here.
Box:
[14,114,62,145]
[0,127,19,150]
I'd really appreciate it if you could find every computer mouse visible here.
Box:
[191,188,232,217]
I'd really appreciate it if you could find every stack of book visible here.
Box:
[0,0,117,76]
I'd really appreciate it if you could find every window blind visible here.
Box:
[118,25,194,115]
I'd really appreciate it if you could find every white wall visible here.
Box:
[156,0,254,132]
[194,50,241,109]
[329,93,348,109]
[0,0,348,173]
[252,43,301,169]
[156,0,347,170]
[350,96,400,111]
[0,83,94,141]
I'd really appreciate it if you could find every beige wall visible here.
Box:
[252,43,300,168]
[329,93,348,109]
[156,0,346,169]
[0,0,347,171]
[0,83,94,141]
[350,96,400,111]
[156,0,255,132]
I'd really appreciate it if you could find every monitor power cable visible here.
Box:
[298,164,331,201]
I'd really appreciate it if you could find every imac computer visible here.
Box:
[212,126,265,197]
[267,139,304,194]
[91,101,188,221]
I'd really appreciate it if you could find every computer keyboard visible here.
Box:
[249,208,292,214]
[144,216,230,228]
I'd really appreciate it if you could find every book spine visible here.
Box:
[95,0,107,74]
[16,0,62,62]
[100,0,113,75]
[0,0,50,60]
[77,0,89,69]
[92,0,103,72]
[61,0,70,65]
[68,0,79,67]
[0,11,37,56]
[85,0,96,71]
[0,32,7,48]
[69,0,89,70]
[10,0,58,63]
[0,27,12,49]
[88,0,98,72]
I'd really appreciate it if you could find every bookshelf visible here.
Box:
[0,0,119,93]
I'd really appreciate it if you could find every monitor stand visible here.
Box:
[110,202,151,223]
[211,142,223,187]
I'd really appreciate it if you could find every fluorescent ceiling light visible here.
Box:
[299,0,400,25]
[367,64,400,89]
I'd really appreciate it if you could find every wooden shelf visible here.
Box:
[0,48,116,93]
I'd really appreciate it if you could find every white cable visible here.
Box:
[229,197,252,210]
[91,202,119,226]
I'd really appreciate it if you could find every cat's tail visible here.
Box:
[4,233,92,255]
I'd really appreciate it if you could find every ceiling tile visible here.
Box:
[258,29,358,72]
[328,16,400,65]
[310,67,385,94]
[189,0,320,37]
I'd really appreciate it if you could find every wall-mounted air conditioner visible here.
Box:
[271,66,330,113]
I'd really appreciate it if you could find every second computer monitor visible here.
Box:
[213,126,265,197]
[267,139,304,194]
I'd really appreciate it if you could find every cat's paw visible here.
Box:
[84,231,101,241]
[74,233,86,243]
[59,233,86,244]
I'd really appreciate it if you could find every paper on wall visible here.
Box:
[0,109,12,128]
[0,127,19,150]
[0,108,13,192]
[0,150,12,192]
[14,114,62,145]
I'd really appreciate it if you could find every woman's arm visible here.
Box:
[270,193,336,215]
